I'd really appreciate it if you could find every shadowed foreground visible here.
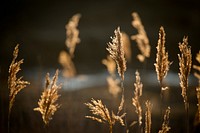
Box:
[0,70,199,133]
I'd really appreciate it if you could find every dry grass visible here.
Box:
[193,51,200,126]
[154,26,171,85]
[145,101,152,133]
[59,13,81,78]
[85,98,126,133]
[193,51,200,82]
[158,107,171,133]
[132,70,143,129]
[102,55,121,98]
[34,70,62,126]
[106,27,128,132]
[178,36,192,133]
[106,27,126,81]
[2,9,200,133]
[131,12,151,62]
[178,36,192,108]
[58,50,76,77]
[65,13,81,57]
[8,44,30,116]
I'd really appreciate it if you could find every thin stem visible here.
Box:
[138,122,142,133]
[120,81,128,132]
[109,123,113,133]
[185,98,189,133]
[159,80,165,128]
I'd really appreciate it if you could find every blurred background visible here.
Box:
[0,0,200,133]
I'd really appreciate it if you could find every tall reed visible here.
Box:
[106,27,127,131]
[158,107,171,133]
[59,50,76,77]
[34,70,61,129]
[154,26,171,118]
[154,26,171,87]
[193,51,200,126]
[102,56,121,97]
[8,44,30,132]
[145,101,152,133]
[178,36,192,133]
[193,51,200,81]
[106,27,126,81]
[132,70,143,133]
[85,98,126,133]
[131,12,151,62]
[65,13,81,57]
[59,13,81,78]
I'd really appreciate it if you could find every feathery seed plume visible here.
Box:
[158,107,171,133]
[106,27,126,81]
[145,100,152,133]
[193,51,200,81]
[132,70,143,126]
[8,44,30,115]
[154,26,171,84]
[59,50,76,77]
[195,87,200,125]
[131,12,151,62]
[178,36,192,106]
[193,51,200,125]
[85,98,125,133]
[34,70,61,125]
[65,13,81,57]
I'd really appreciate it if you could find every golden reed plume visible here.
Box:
[154,26,171,84]
[178,36,192,133]
[106,27,126,81]
[132,70,143,127]
[145,101,152,133]
[59,50,76,77]
[34,70,62,125]
[8,44,30,115]
[131,12,151,62]
[193,51,200,125]
[85,98,125,133]
[158,107,171,133]
[195,87,200,126]
[178,36,192,107]
[102,55,121,97]
[193,51,200,81]
[65,13,81,57]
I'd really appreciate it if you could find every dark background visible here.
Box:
[0,0,200,74]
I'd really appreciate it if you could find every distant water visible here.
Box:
[24,68,198,91]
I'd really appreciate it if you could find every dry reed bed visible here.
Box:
[1,11,200,133]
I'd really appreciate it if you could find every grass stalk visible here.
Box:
[178,36,192,133]
[120,80,127,132]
